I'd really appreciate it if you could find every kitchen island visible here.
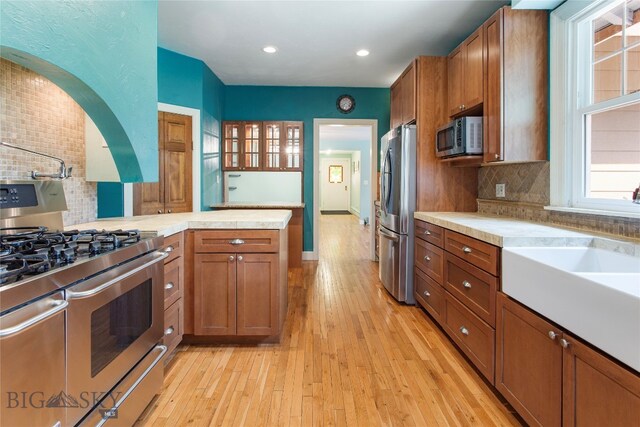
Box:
[70,210,293,353]
[211,202,304,267]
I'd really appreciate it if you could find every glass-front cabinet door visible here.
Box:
[282,122,303,171]
[263,122,282,170]
[223,122,242,170]
[243,122,262,170]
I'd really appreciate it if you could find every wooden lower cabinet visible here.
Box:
[496,293,563,427]
[497,293,640,427]
[563,333,640,427]
[236,253,278,335]
[193,253,237,335]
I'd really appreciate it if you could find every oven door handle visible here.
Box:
[66,251,169,299]
[0,299,68,337]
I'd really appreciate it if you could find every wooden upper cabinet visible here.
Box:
[496,293,563,427]
[562,332,640,427]
[390,81,402,129]
[400,61,416,124]
[389,60,417,129]
[223,121,303,171]
[447,46,465,117]
[483,7,548,163]
[447,27,484,117]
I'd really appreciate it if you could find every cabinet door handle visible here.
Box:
[164,282,174,290]
[163,245,174,253]
[168,209,172,213]
[424,255,431,262]
[423,291,431,298]
[158,209,163,214]
[560,338,570,348]
[238,255,243,262]
[548,331,557,340]
[165,326,174,336]
[459,326,469,336]
[462,246,472,254]
[424,230,431,235]
[229,255,235,262]
[229,239,245,245]
[462,280,472,289]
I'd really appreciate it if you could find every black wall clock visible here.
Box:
[336,94,355,114]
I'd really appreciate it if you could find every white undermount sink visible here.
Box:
[502,247,640,372]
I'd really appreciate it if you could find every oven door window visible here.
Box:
[90,279,152,377]
[437,127,455,153]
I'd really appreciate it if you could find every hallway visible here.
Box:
[139,215,520,426]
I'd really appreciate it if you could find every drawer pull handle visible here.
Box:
[462,246,472,254]
[423,291,431,297]
[424,230,431,236]
[459,326,469,336]
[560,338,570,348]
[229,239,245,245]
[462,280,472,289]
[165,326,174,336]
[165,282,174,290]
[163,245,174,253]
[424,255,431,262]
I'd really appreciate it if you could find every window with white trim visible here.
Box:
[551,0,640,216]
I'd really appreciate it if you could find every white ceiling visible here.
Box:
[319,125,372,143]
[158,0,509,87]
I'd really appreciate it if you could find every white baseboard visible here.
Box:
[302,251,318,261]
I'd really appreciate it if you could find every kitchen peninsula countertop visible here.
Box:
[69,210,292,237]
[211,202,305,209]
[414,212,640,255]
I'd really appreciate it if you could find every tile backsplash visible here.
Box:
[477,161,640,240]
[0,58,97,226]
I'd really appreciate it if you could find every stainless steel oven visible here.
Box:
[65,250,167,426]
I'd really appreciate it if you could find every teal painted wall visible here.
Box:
[1,1,158,182]
[224,86,390,251]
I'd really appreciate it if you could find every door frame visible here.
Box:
[124,103,201,215]
[320,156,352,212]
[311,118,378,261]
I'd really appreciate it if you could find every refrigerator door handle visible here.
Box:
[379,228,399,242]
[382,149,392,214]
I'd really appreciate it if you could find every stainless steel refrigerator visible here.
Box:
[379,124,416,304]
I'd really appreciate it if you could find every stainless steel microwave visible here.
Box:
[435,116,483,158]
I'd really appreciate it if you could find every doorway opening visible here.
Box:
[312,119,378,261]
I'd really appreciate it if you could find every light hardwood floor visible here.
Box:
[138,214,521,426]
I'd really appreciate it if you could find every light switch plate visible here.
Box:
[496,183,506,198]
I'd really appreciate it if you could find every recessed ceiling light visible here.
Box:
[356,49,370,57]
[263,46,277,54]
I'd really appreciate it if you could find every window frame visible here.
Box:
[550,0,640,218]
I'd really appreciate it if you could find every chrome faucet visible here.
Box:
[0,141,73,179]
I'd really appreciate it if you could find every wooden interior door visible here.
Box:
[194,253,237,335]
[236,253,278,336]
[496,294,563,427]
[563,333,640,427]
[133,112,165,215]
[163,112,192,213]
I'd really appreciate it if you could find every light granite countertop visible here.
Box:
[67,210,292,237]
[211,202,305,209]
[414,212,640,256]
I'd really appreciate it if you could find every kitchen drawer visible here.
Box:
[194,230,279,253]
[162,232,184,264]
[444,253,497,327]
[415,239,444,284]
[444,230,499,275]
[415,220,444,248]
[163,299,183,356]
[414,268,445,324]
[444,292,495,384]
[163,257,182,309]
